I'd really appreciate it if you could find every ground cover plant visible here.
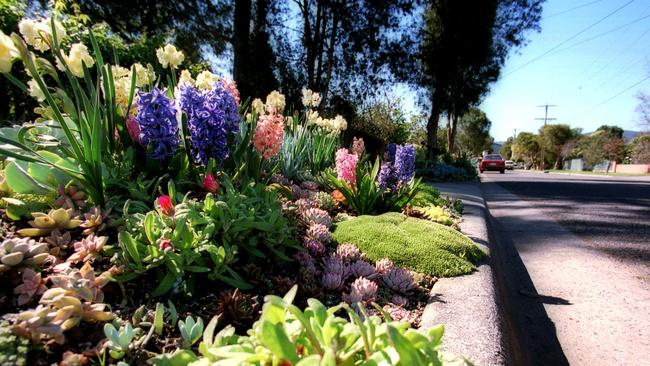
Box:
[0,14,480,366]
[332,213,484,277]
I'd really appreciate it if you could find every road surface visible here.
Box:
[480,170,650,365]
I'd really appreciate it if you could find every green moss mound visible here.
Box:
[332,212,485,277]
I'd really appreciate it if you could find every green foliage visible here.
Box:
[154,285,470,365]
[629,134,650,164]
[332,213,484,277]
[411,184,441,207]
[178,316,204,348]
[308,130,339,174]
[104,322,138,360]
[512,132,541,168]
[416,205,457,227]
[117,176,296,295]
[454,107,494,156]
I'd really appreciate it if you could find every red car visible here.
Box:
[479,154,506,174]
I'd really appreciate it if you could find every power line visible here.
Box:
[504,0,635,77]
[594,74,650,108]
[542,0,606,20]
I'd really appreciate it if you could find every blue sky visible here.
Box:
[481,0,650,141]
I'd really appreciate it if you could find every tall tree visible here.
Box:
[395,0,543,160]
[512,132,540,169]
[62,0,232,64]
[539,124,578,169]
[454,107,494,156]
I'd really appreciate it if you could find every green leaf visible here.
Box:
[152,271,178,297]
[260,320,298,364]
[386,324,426,365]
[118,230,141,264]
[4,160,49,194]
[154,303,165,336]
[427,324,445,347]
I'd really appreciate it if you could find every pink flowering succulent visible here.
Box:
[306,223,331,244]
[335,148,358,186]
[375,258,394,275]
[159,239,174,252]
[348,259,377,279]
[67,235,108,263]
[253,112,284,159]
[294,198,314,213]
[335,243,361,263]
[302,207,332,228]
[391,295,409,307]
[383,304,418,324]
[14,268,47,306]
[302,239,325,257]
[343,277,378,304]
[382,267,418,294]
[203,173,220,193]
[157,195,175,216]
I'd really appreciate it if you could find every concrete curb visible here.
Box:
[420,181,506,366]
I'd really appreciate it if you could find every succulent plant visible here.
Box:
[382,267,418,295]
[0,237,50,272]
[374,258,394,275]
[216,289,260,332]
[16,208,82,237]
[302,238,325,257]
[348,259,377,280]
[67,235,107,263]
[297,268,323,299]
[323,255,346,276]
[179,316,204,348]
[0,320,29,366]
[312,191,337,212]
[44,230,73,257]
[291,184,311,199]
[60,351,89,366]
[54,184,87,211]
[300,181,320,191]
[306,223,331,244]
[48,262,110,302]
[240,263,265,286]
[391,295,409,307]
[343,277,378,304]
[294,198,313,213]
[335,243,361,263]
[302,207,332,228]
[14,268,47,306]
[104,322,137,359]
[270,174,290,185]
[271,275,297,295]
[79,206,113,236]
[293,251,318,275]
[321,271,344,290]
[331,189,346,203]
[383,304,419,325]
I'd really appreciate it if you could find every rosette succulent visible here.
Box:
[306,223,331,244]
[348,259,377,279]
[343,277,378,304]
[16,208,82,237]
[54,184,87,211]
[67,235,108,263]
[292,252,318,275]
[0,237,49,272]
[302,207,332,228]
[382,267,418,294]
[80,207,112,236]
[300,181,320,191]
[335,243,361,263]
[14,268,47,306]
[321,271,344,290]
[374,258,394,275]
[302,239,325,257]
[294,198,313,213]
[312,191,336,212]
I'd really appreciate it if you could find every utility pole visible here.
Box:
[535,104,557,170]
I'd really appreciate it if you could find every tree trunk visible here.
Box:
[303,0,315,87]
[446,111,458,155]
[426,100,442,161]
[321,10,339,108]
[233,0,251,92]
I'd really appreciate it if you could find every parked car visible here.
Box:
[505,160,514,170]
[479,154,505,173]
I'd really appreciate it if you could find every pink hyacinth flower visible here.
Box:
[335,148,358,186]
[254,112,285,160]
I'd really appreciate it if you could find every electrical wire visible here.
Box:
[594,74,650,108]
[504,0,635,77]
[542,0,606,20]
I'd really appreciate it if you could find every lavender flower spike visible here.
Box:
[136,88,179,160]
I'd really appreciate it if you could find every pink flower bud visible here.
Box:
[160,239,174,252]
[203,173,220,193]
[157,195,174,216]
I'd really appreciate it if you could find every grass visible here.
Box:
[331,212,485,277]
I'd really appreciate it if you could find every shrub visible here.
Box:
[332,212,484,277]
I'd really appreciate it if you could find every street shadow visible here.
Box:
[484,205,570,366]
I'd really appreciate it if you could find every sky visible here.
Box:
[480,0,650,142]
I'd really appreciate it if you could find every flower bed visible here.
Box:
[0,17,481,365]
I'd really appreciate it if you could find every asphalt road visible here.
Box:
[480,170,650,365]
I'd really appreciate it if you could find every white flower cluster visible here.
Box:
[301,88,321,108]
[306,110,347,133]
[0,31,19,73]
[109,63,156,112]
[195,70,218,91]
[249,90,286,119]
[18,17,66,52]
[156,44,184,69]
[56,43,95,78]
